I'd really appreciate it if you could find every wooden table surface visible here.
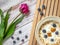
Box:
[29,0,60,45]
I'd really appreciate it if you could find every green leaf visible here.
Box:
[4,15,24,40]
[3,23,16,40]
[0,9,4,37]
[0,9,2,16]
[4,12,10,30]
[0,9,4,43]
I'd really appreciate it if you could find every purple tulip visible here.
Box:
[19,3,29,15]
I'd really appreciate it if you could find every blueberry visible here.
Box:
[44,35,47,38]
[11,36,14,39]
[21,39,24,42]
[13,41,16,44]
[52,23,56,27]
[25,35,28,39]
[38,8,41,12]
[17,37,20,40]
[51,38,54,42]
[19,30,22,34]
[42,29,46,33]
[42,5,45,9]
[55,31,59,35]
[40,11,43,16]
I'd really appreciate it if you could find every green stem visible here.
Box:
[0,40,3,45]
[4,13,21,36]
[12,12,21,22]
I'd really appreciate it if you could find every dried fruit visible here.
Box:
[47,33,52,37]
[51,28,56,32]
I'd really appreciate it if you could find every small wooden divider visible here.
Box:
[29,0,60,45]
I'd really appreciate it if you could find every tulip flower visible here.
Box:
[19,3,29,15]
[0,3,30,45]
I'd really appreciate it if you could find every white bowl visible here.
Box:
[35,16,60,45]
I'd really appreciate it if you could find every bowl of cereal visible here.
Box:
[35,16,60,45]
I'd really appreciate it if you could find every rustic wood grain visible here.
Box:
[37,0,44,22]
[45,0,52,16]
[43,0,48,18]
[49,0,55,16]
[53,0,59,16]
[29,0,40,45]
[57,0,60,17]
[29,0,60,45]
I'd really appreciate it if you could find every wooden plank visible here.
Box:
[29,0,40,45]
[32,0,42,45]
[32,37,37,45]
[37,0,44,22]
[53,0,59,16]
[45,0,52,16]
[43,0,48,18]
[49,0,55,16]
[57,0,60,17]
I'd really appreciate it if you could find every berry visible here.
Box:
[17,37,20,40]
[13,41,16,44]
[38,8,41,12]
[42,29,46,33]
[42,5,45,9]
[40,11,43,16]
[55,31,59,35]
[44,35,47,38]
[52,23,56,27]
[21,39,24,42]
[25,35,28,39]
[19,30,22,34]
[11,36,14,39]
[51,38,54,42]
